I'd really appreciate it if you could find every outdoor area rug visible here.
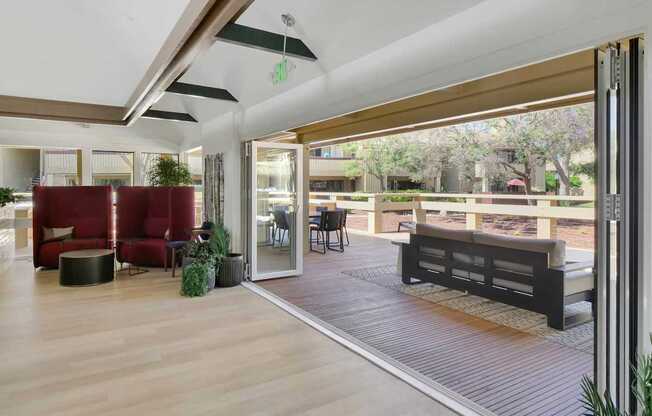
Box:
[341,264,594,353]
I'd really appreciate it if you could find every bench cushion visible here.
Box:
[564,266,594,295]
[473,232,565,267]
[416,223,474,243]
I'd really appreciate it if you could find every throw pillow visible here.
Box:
[42,226,74,242]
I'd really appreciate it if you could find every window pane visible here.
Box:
[42,149,80,187]
[92,151,134,189]
[141,153,179,186]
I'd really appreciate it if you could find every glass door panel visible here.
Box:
[250,142,303,280]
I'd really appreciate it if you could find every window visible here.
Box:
[41,149,80,187]
[92,151,134,189]
[140,153,179,186]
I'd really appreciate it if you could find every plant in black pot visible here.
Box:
[209,224,244,287]
[182,240,217,293]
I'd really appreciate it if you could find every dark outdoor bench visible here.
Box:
[398,224,594,330]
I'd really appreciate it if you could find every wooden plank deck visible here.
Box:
[258,232,593,416]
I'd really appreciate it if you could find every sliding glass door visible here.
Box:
[595,37,644,414]
[248,142,303,281]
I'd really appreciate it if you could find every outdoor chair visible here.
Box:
[310,210,344,254]
[272,209,291,247]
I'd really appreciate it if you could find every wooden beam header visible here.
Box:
[294,50,595,143]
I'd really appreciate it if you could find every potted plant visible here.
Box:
[182,240,217,291]
[0,187,16,208]
[181,261,209,297]
[209,224,244,287]
[581,335,652,415]
[147,157,193,186]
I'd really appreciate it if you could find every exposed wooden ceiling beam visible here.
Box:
[166,81,238,102]
[294,50,594,143]
[0,95,125,125]
[216,23,317,61]
[125,0,254,125]
[141,109,198,123]
[307,92,594,148]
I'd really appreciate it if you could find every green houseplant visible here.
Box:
[182,240,217,292]
[581,335,652,415]
[209,224,244,287]
[147,158,193,186]
[0,187,16,208]
[181,261,209,297]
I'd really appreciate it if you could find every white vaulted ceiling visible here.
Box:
[150,0,484,126]
[0,0,192,106]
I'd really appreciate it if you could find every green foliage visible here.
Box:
[183,240,216,268]
[580,376,621,416]
[147,157,193,186]
[386,189,421,202]
[545,172,559,192]
[209,224,230,261]
[581,334,652,415]
[571,161,596,181]
[181,261,209,297]
[0,187,16,208]
[569,175,583,189]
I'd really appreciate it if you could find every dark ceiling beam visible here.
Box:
[166,81,238,102]
[141,109,197,123]
[216,23,317,61]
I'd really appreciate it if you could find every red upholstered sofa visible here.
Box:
[116,187,194,267]
[33,186,113,268]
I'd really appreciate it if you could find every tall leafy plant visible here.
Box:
[581,335,652,415]
[147,158,193,186]
[209,224,231,260]
[0,187,16,208]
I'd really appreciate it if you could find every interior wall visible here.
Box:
[0,148,39,191]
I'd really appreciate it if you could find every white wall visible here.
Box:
[0,148,39,191]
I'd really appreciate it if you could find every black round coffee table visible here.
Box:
[59,249,115,286]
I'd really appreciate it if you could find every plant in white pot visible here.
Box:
[182,240,216,293]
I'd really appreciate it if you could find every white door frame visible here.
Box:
[249,141,303,281]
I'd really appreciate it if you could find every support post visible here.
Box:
[368,194,383,234]
[536,200,558,239]
[465,197,482,230]
[412,195,426,224]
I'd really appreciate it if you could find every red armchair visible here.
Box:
[33,186,113,268]
[116,187,194,267]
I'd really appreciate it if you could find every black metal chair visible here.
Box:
[271,209,291,247]
[310,210,344,254]
[338,208,350,246]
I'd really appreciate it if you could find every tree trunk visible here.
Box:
[552,156,571,196]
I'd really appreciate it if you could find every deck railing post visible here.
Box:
[465,197,482,230]
[412,195,426,224]
[536,199,558,239]
[368,194,383,234]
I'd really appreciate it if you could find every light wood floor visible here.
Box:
[0,259,456,416]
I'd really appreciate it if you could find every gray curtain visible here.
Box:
[203,153,224,225]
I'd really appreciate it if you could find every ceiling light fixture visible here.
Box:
[270,13,297,85]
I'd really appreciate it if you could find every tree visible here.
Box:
[444,122,492,193]
[404,130,452,191]
[147,157,193,186]
[344,137,414,191]
[488,103,593,195]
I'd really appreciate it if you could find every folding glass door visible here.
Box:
[595,37,644,414]
[247,142,303,281]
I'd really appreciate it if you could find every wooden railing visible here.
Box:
[309,192,595,238]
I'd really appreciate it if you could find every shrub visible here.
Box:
[147,158,192,186]
[181,262,209,297]
[0,187,16,208]
[183,240,216,268]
